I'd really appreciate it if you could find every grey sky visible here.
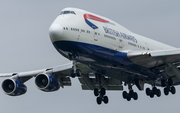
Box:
[0,0,180,113]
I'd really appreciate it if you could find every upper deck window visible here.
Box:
[60,11,76,15]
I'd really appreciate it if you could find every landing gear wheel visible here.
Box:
[103,96,109,104]
[76,69,81,77]
[126,94,131,101]
[146,88,151,96]
[168,78,173,86]
[156,89,161,97]
[96,97,102,105]
[122,91,127,99]
[152,87,157,94]
[94,88,99,96]
[129,90,134,97]
[133,92,138,100]
[150,92,154,98]
[170,86,176,94]
[161,79,166,87]
[70,70,76,78]
[164,87,169,96]
[100,88,106,96]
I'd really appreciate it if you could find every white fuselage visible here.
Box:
[50,7,174,53]
[49,7,175,81]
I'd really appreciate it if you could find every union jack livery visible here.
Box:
[84,14,109,29]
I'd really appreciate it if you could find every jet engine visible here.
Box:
[35,73,60,92]
[2,79,27,96]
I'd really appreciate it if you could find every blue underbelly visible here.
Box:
[53,40,159,79]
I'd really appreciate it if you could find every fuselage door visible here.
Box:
[145,42,150,50]
[118,38,123,51]
[93,31,98,44]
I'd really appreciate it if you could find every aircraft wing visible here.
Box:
[0,63,72,83]
[128,48,180,84]
[0,62,123,96]
[127,48,180,68]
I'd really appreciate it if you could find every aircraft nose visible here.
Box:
[49,23,63,41]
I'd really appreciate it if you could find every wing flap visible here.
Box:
[81,85,123,90]
[78,75,123,90]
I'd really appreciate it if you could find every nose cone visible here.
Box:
[49,23,63,41]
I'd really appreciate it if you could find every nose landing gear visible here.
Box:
[70,60,82,78]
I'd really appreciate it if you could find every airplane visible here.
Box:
[1,7,180,105]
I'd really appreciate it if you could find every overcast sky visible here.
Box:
[0,0,180,113]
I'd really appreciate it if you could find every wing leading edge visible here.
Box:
[128,48,180,68]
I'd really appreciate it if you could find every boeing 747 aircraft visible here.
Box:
[1,7,180,105]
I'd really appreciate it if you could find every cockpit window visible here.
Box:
[60,11,76,15]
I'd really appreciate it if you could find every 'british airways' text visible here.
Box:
[103,26,137,43]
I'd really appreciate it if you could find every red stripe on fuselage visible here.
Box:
[84,14,109,23]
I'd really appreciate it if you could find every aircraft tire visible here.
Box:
[133,92,138,100]
[129,90,134,98]
[156,89,161,97]
[152,87,157,94]
[96,97,102,105]
[76,69,81,77]
[100,88,106,96]
[103,96,109,104]
[150,92,154,98]
[94,88,99,96]
[168,78,173,86]
[164,87,169,96]
[170,86,176,94]
[126,93,131,101]
[161,79,166,87]
[122,91,127,99]
[70,70,76,78]
[146,88,151,96]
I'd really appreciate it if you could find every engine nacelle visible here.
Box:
[35,73,60,92]
[2,79,27,96]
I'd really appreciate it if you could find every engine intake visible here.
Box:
[35,74,60,92]
[2,79,27,96]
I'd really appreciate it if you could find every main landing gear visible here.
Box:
[94,88,109,105]
[93,74,109,105]
[122,84,138,101]
[145,78,176,98]
[161,78,176,95]
[123,90,138,101]
[145,87,161,98]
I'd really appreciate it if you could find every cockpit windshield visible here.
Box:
[60,11,76,15]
